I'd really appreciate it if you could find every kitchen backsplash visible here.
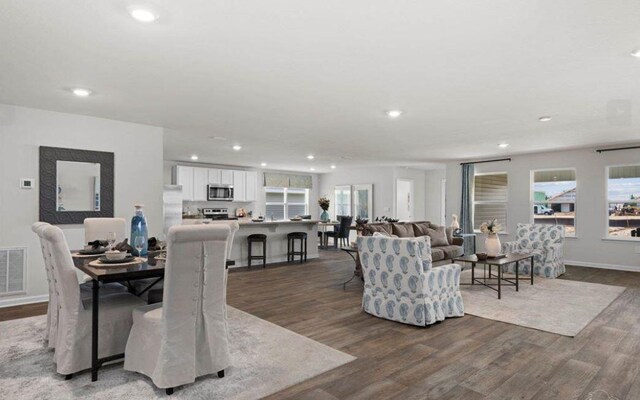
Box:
[183,200,258,217]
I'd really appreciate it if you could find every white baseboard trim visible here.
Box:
[0,294,49,309]
[565,260,640,272]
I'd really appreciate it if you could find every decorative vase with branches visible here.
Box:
[318,196,331,222]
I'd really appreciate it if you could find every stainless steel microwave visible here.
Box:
[207,184,234,201]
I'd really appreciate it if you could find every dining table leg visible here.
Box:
[91,279,99,382]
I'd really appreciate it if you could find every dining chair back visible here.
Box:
[32,222,57,348]
[84,217,127,244]
[124,222,239,393]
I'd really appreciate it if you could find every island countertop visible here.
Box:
[237,219,321,226]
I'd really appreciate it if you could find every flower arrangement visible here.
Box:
[318,196,330,211]
[479,219,502,235]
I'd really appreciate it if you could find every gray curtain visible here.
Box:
[460,164,474,255]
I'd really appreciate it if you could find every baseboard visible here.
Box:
[0,294,48,309]
[565,260,640,272]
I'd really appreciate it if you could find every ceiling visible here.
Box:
[1,0,640,173]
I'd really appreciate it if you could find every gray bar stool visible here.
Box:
[247,233,267,268]
[287,232,308,263]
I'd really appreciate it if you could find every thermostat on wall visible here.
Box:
[20,178,34,189]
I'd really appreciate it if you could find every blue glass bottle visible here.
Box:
[131,204,148,257]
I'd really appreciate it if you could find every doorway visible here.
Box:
[396,179,414,221]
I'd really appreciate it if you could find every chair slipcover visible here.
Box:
[32,222,57,348]
[501,223,565,278]
[124,221,239,389]
[356,235,464,327]
[84,217,127,244]
[41,225,145,375]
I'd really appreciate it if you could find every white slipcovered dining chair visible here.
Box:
[41,225,146,377]
[32,222,58,348]
[124,222,239,395]
[84,217,127,244]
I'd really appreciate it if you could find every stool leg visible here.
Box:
[304,237,308,262]
[262,240,266,269]
[248,241,252,269]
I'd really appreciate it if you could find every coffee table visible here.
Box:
[451,253,534,299]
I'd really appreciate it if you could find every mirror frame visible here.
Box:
[39,146,114,224]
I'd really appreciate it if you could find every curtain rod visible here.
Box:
[595,145,640,153]
[460,157,511,166]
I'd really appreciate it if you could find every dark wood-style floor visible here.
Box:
[3,250,640,399]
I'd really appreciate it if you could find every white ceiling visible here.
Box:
[1,0,640,173]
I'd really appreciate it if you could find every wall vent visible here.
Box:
[0,247,27,296]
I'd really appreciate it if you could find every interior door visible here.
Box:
[395,179,413,221]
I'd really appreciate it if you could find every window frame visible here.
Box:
[264,187,309,220]
[472,171,509,233]
[605,163,640,241]
[530,168,577,238]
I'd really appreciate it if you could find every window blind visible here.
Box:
[473,173,508,230]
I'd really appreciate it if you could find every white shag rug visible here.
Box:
[0,307,355,399]
[459,270,625,337]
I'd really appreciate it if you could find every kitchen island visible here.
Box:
[230,219,320,267]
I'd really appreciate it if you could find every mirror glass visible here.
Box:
[353,184,373,219]
[56,161,101,211]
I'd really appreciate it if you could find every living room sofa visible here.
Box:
[361,221,464,265]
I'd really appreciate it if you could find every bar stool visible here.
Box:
[247,233,267,268]
[287,232,308,263]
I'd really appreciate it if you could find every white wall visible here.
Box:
[163,160,320,219]
[425,168,446,224]
[318,166,433,221]
[445,147,640,270]
[0,104,164,306]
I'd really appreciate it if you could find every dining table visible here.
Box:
[317,221,337,249]
[72,252,235,382]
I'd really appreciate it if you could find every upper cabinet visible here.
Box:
[173,166,258,203]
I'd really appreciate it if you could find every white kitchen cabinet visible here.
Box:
[220,170,234,185]
[233,170,246,201]
[193,167,208,201]
[245,171,258,202]
[207,168,221,184]
[174,166,194,201]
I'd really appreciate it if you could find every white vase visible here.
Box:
[485,233,501,257]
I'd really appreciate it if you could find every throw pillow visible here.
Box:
[392,223,415,238]
[412,222,431,237]
[364,224,392,236]
[426,226,449,247]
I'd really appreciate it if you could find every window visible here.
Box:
[473,173,508,231]
[532,169,576,237]
[607,165,640,239]
[334,185,351,218]
[265,187,309,220]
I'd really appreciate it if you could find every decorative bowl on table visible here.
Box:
[251,218,264,222]
[289,217,303,221]
[105,250,128,261]
[476,252,488,261]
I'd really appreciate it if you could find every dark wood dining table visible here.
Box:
[72,253,234,382]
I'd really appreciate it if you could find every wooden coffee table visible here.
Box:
[451,253,534,299]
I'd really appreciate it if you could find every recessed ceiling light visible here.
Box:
[631,49,640,58]
[232,145,242,151]
[387,110,403,118]
[71,88,92,97]
[330,165,336,169]
[310,168,315,171]
[190,154,199,161]
[538,116,552,122]
[260,162,267,167]
[307,155,315,160]
[129,8,157,23]
[498,143,509,148]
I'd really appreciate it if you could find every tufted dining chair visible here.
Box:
[124,221,239,395]
[356,235,464,327]
[84,217,127,244]
[41,225,146,377]
[32,222,58,348]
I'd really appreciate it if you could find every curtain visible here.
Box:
[263,173,313,189]
[289,175,313,189]
[460,164,474,255]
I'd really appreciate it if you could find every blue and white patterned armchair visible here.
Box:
[501,223,565,278]
[356,235,464,327]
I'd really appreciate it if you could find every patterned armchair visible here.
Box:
[356,235,464,327]
[501,223,565,278]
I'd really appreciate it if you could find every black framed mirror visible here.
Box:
[39,146,114,224]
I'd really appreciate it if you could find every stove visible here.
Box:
[202,208,236,220]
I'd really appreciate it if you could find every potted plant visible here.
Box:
[479,219,502,257]
[318,196,331,222]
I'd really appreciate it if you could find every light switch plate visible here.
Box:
[20,178,34,189]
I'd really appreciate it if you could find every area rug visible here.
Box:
[459,270,625,337]
[0,307,355,399]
